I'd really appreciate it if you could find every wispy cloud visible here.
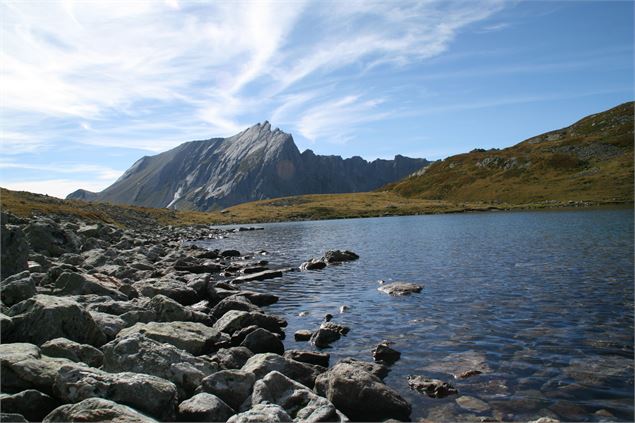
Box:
[1,179,113,199]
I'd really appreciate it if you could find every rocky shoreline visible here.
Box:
[0,212,434,422]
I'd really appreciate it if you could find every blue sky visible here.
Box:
[1,0,633,198]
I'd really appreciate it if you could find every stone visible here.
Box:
[299,259,326,271]
[310,328,341,348]
[53,365,178,421]
[174,258,223,274]
[211,347,254,370]
[102,333,219,397]
[314,361,411,421]
[322,250,359,264]
[210,295,262,319]
[6,295,107,346]
[198,369,256,410]
[377,282,423,296]
[338,358,389,380]
[221,249,241,257]
[455,395,490,413]
[372,342,401,364]
[227,403,292,423]
[0,413,28,422]
[23,220,80,257]
[147,294,209,323]
[407,375,458,398]
[242,353,322,389]
[132,278,199,305]
[117,321,228,356]
[88,311,126,339]
[294,330,312,341]
[251,371,346,421]
[284,350,330,368]
[0,389,60,421]
[455,369,482,379]
[234,290,279,306]
[53,272,128,300]
[213,310,286,336]
[231,269,283,283]
[43,398,157,423]
[178,393,235,422]
[241,328,285,355]
[1,313,13,341]
[0,273,36,306]
[1,225,30,279]
[41,338,104,367]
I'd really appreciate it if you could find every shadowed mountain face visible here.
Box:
[68,122,429,210]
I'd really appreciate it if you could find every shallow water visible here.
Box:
[197,208,634,422]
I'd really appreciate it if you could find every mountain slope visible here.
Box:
[68,122,429,210]
[386,102,634,203]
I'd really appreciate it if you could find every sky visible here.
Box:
[0,0,633,199]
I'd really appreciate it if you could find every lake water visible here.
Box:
[197,208,634,422]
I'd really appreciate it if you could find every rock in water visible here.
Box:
[241,353,322,389]
[314,361,411,421]
[322,250,359,264]
[43,398,157,423]
[377,282,423,296]
[284,350,330,368]
[407,375,458,398]
[240,328,285,355]
[372,342,401,364]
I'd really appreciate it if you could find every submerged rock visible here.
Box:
[407,375,458,398]
[377,282,422,296]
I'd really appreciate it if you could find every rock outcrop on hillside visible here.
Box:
[68,122,428,210]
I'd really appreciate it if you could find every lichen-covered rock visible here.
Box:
[41,338,104,368]
[6,295,107,347]
[251,371,347,421]
[178,393,235,422]
[314,361,411,421]
[53,365,178,421]
[43,398,157,423]
[198,369,256,410]
[0,389,60,421]
[227,403,292,423]
[116,321,228,355]
[102,333,218,397]
[242,353,322,389]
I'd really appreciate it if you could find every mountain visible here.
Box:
[68,122,429,210]
[386,102,634,204]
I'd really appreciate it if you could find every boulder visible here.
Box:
[53,272,128,300]
[0,343,85,396]
[53,365,178,421]
[1,313,13,340]
[310,328,341,348]
[233,290,279,306]
[294,330,312,341]
[377,282,422,296]
[0,273,36,306]
[241,328,285,355]
[338,358,389,380]
[43,397,157,423]
[102,333,218,397]
[213,310,286,336]
[372,342,401,364]
[88,311,126,339]
[1,225,30,279]
[116,321,228,355]
[41,338,104,368]
[23,220,80,257]
[227,403,292,423]
[132,278,199,305]
[6,295,107,346]
[284,350,329,368]
[221,249,241,257]
[407,375,458,398]
[178,393,234,422]
[211,347,254,370]
[299,259,326,271]
[0,389,60,421]
[210,295,262,319]
[231,269,283,283]
[147,294,209,324]
[314,362,411,421]
[322,250,359,264]
[0,412,28,422]
[198,369,256,410]
[252,371,347,421]
[174,258,223,274]
[242,353,322,389]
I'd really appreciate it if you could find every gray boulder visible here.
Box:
[43,397,157,422]
[132,278,199,305]
[314,362,411,421]
[251,370,347,422]
[6,295,107,346]
[198,369,256,410]
[1,224,30,279]
[241,328,284,355]
[23,220,80,257]
[310,328,341,348]
[0,390,59,421]
[53,365,178,421]
[53,272,128,300]
[178,393,235,422]
[372,342,401,364]
[338,358,389,380]
[0,412,28,422]
[227,403,292,423]
[322,250,359,264]
[299,259,327,271]
[88,311,126,339]
[210,295,262,319]
[0,273,36,306]
[407,375,458,398]
[147,294,209,323]
[284,350,330,368]
[234,291,279,306]
[116,321,228,355]
[211,347,254,370]
[213,310,286,336]
[41,338,104,367]
[102,333,218,397]
[377,282,423,296]
[242,353,323,389]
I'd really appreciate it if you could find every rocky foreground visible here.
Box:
[0,212,421,422]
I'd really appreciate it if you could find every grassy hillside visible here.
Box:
[386,102,634,203]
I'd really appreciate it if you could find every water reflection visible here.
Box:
[197,209,634,421]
